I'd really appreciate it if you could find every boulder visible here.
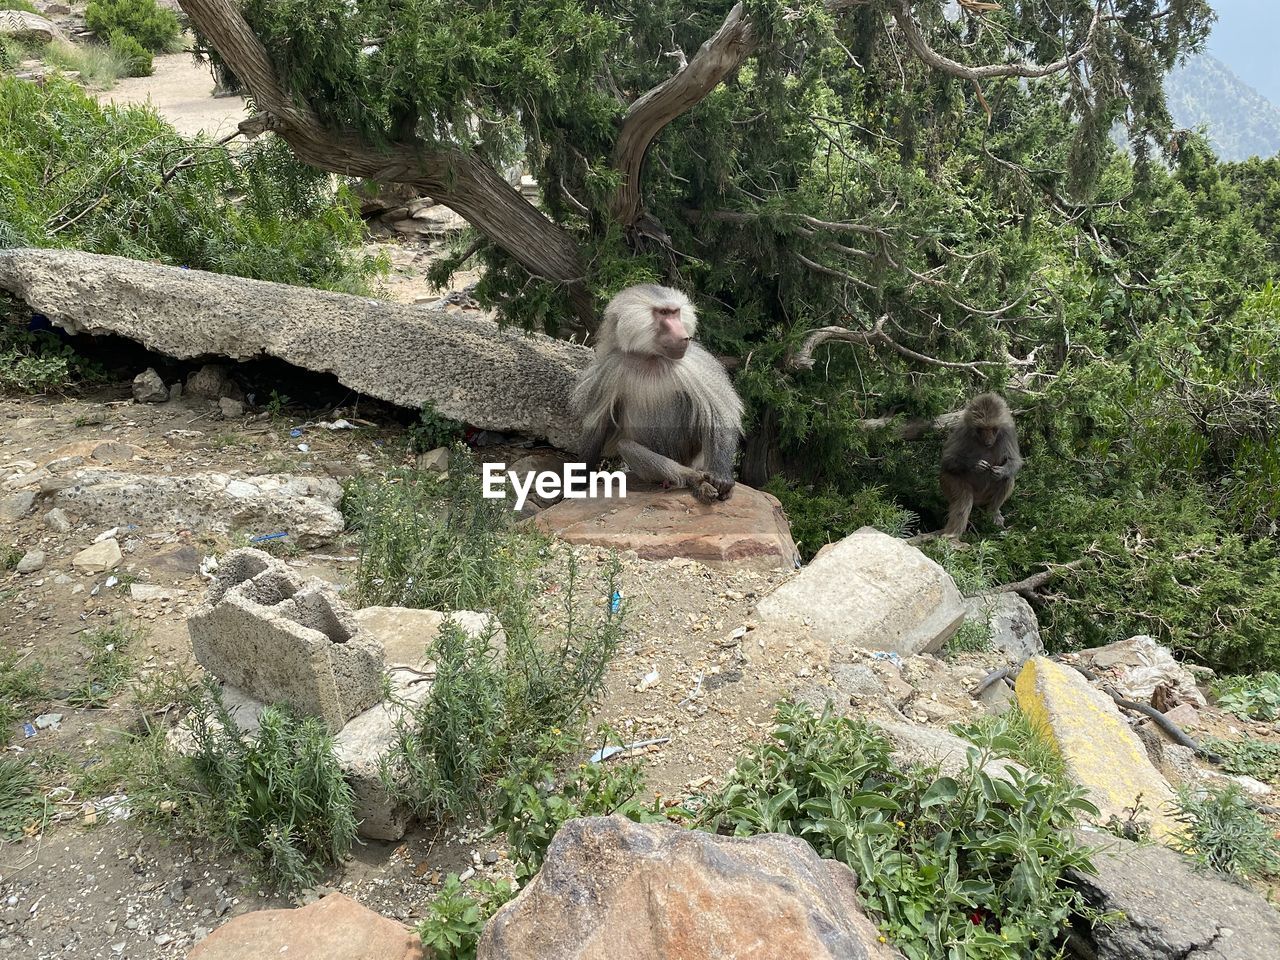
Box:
[478,817,896,960]
[187,549,385,732]
[962,592,1043,663]
[53,469,344,547]
[0,10,61,43]
[1016,657,1180,839]
[188,892,423,960]
[755,527,964,658]
[533,483,800,571]
[1072,828,1280,959]
[15,549,45,574]
[186,364,242,401]
[0,490,36,521]
[132,368,169,403]
[43,507,71,533]
[71,538,122,573]
[414,446,450,473]
[0,248,588,449]
[218,397,245,419]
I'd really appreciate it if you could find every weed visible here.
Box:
[1213,672,1280,722]
[408,403,465,454]
[41,38,132,88]
[68,623,138,707]
[0,757,44,841]
[0,546,20,571]
[417,874,513,960]
[0,314,109,393]
[952,707,1066,780]
[702,703,1099,960]
[0,649,44,747]
[265,390,291,418]
[1172,783,1280,881]
[1201,736,1280,784]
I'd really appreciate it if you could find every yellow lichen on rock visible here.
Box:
[1015,656,1182,840]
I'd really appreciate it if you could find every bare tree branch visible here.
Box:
[981,559,1086,600]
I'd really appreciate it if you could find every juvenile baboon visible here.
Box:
[573,284,744,503]
[940,393,1022,537]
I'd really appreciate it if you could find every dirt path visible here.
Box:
[103,53,247,140]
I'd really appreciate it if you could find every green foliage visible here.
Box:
[0,76,382,292]
[0,1,39,13]
[408,404,465,453]
[1200,737,1280,784]
[702,703,1099,960]
[0,649,44,748]
[764,478,916,558]
[41,38,133,88]
[1,308,109,393]
[67,623,137,707]
[382,552,625,822]
[345,447,539,612]
[85,0,180,53]
[0,757,43,841]
[952,709,1066,782]
[416,874,514,960]
[1213,673,1280,722]
[108,31,153,78]
[1172,783,1280,881]
[182,684,357,892]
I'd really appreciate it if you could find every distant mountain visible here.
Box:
[1164,53,1280,161]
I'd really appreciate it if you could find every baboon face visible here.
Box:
[979,426,999,447]
[651,301,692,359]
[609,284,697,361]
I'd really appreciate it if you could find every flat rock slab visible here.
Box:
[479,816,896,960]
[1016,657,1180,839]
[353,606,499,669]
[1072,828,1280,959]
[53,469,344,547]
[0,247,588,449]
[755,526,964,658]
[532,483,800,571]
[188,893,423,960]
[71,538,122,573]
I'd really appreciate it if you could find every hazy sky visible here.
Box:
[1207,1,1280,104]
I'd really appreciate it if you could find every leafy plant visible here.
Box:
[1199,737,1280,784]
[85,0,181,53]
[108,31,153,77]
[702,703,1099,960]
[416,873,513,960]
[0,312,109,394]
[1213,672,1280,722]
[408,403,465,454]
[1172,783,1280,881]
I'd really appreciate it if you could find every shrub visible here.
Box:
[1173,783,1280,881]
[416,874,513,960]
[85,0,180,53]
[40,38,132,88]
[702,703,1099,960]
[108,31,152,77]
[0,304,110,393]
[0,1,39,13]
[1212,672,1280,721]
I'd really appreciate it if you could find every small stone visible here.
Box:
[72,539,122,574]
[91,441,136,464]
[43,507,72,533]
[0,490,36,520]
[15,550,45,574]
[415,446,451,473]
[132,368,168,404]
[168,381,183,401]
[219,397,245,419]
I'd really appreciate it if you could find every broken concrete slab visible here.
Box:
[756,527,964,658]
[533,483,801,572]
[187,549,385,732]
[352,606,499,669]
[71,538,122,573]
[1016,657,1181,839]
[0,248,589,448]
[53,469,344,547]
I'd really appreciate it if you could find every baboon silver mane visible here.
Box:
[572,284,744,503]
[940,392,1023,537]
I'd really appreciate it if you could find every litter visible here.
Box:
[289,428,304,438]
[610,590,622,614]
[635,668,660,692]
[318,419,357,430]
[589,737,672,764]
[297,443,310,452]
[249,532,289,544]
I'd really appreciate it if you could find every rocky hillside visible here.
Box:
[1165,53,1280,160]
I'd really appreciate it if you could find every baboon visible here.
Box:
[940,393,1022,537]
[573,284,744,503]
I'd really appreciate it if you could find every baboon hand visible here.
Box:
[977,459,992,472]
[988,464,1009,478]
[691,473,720,503]
[713,476,736,501]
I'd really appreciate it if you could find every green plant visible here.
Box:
[0,757,44,841]
[382,553,625,823]
[181,684,357,892]
[417,873,514,960]
[1200,737,1280,783]
[1172,783,1280,881]
[67,623,138,707]
[1213,672,1280,721]
[0,312,110,394]
[85,0,180,53]
[951,709,1066,782]
[0,546,20,571]
[345,447,541,613]
[108,31,153,77]
[0,1,39,13]
[702,703,1099,960]
[265,389,290,418]
[39,38,132,88]
[408,404,465,454]
[0,648,44,748]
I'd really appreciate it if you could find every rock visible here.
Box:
[129,583,187,601]
[90,441,136,464]
[0,490,36,520]
[43,507,72,532]
[756,527,964,659]
[414,446,450,473]
[534,483,800,572]
[1078,635,1207,708]
[0,10,61,43]
[145,542,203,578]
[54,469,344,547]
[186,364,242,401]
[71,538,122,574]
[40,4,71,16]
[132,368,168,403]
[1071,828,1280,959]
[218,397,245,419]
[187,549,385,732]
[962,592,1043,663]
[0,248,587,448]
[872,719,1023,783]
[168,380,183,400]
[188,892,424,960]
[1158,702,1200,732]
[1016,657,1180,839]
[353,606,499,669]
[507,451,573,507]
[479,817,895,960]
[15,550,45,574]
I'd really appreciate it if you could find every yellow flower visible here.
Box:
[896,820,905,828]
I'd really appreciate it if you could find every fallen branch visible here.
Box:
[982,559,1085,601]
